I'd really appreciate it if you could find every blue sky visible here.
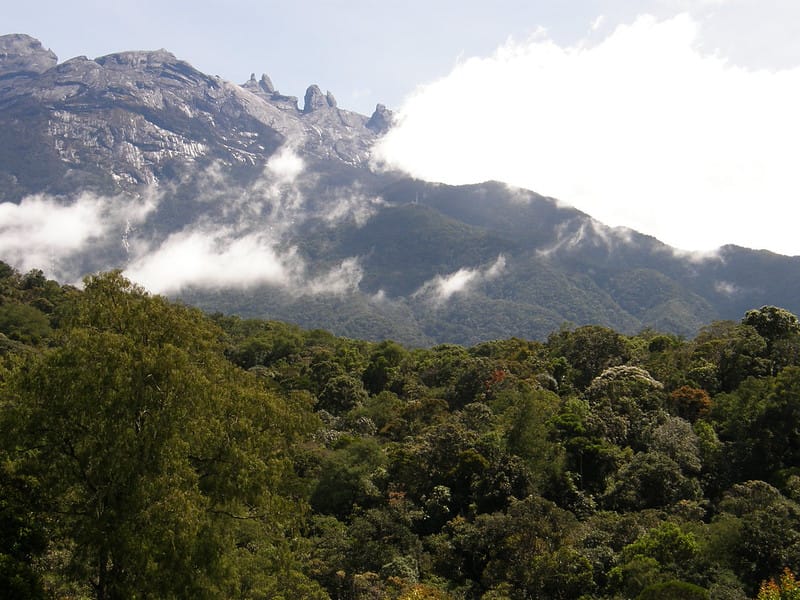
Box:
[5,0,800,255]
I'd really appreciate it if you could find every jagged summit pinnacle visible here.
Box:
[367,103,393,134]
[243,72,276,95]
[303,84,335,113]
[259,73,275,94]
[0,33,392,186]
[0,33,58,77]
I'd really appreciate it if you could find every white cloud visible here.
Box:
[0,191,157,277]
[318,189,384,227]
[124,227,294,293]
[304,257,363,295]
[714,280,739,295]
[376,14,800,256]
[124,223,363,296]
[413,255,506,304]
[266,145,305,184]
[0,149,375,296]
[537,219,637,257]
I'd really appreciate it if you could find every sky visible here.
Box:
[5,0,800,256]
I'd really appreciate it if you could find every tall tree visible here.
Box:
[1,272,325,599]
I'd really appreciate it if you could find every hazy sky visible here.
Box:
[6,0,800,255]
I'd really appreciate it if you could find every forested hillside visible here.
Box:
[3,262,800,599]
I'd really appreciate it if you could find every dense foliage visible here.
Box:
[3,262,800,598]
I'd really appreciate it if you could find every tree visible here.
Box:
[743,306,800,375]
[743,307,800,345]
[718,481,800,595]
[609,523,704,598]
[638,580,709,599]
[1,273,324,598]
[691,321,769,393]
[318,374,369,414]
[602,452,702,511]
[758,568,800,600]
[0,463,47,599]
[548,325,631,390]
[669,386,712,423]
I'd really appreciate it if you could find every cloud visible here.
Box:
[317,188,384,227]
[118,144,377,295]
[0,149,372,296]
[537,218,637,257]
[714,280,739,295]
[266,145,305,184]
[413,255,506,305]
[0,191,157,278]
[304,257,364,295]
[124,223,364,296]
[124,227,294,293]
[375,13,800,256]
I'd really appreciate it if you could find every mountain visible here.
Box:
[2,33,799,346]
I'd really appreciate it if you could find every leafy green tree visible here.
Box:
[603,452,702,510]
[310,436,386,519]
[691,321,769,393]
[548,325,631,390]
[362,340,408,395]
[638,580,709,599]
[753,367,800,477]
[318,374,369,414]
[0,302,52,345]
[743,306,800,344]
[0,463,46,599]
[718,481,800,595]
[609,522,703,597]
[1,272,324,599]
[493,387,562,488]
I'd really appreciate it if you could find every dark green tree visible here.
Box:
[1,272,324,599]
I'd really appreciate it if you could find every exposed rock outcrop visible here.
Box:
[0,33,58,77]
[303,84,328,113]
[325,90,337,108]
[366,103,393,134]
[0,33,391,190]
[259,73,275,94]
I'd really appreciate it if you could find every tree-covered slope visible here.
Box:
[5,263,800,598]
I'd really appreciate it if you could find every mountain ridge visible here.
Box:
[1,33,798,345]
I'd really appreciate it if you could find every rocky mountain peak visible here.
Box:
[259,73,275,94]
[0,34,390,190]
[243,72,276,95]
[366,103,393,133]
[303,84,329,113]
[325,90,337,108]
[0,33,58,77]
[94,49,180,69]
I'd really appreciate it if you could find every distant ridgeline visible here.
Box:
[3,263,800,598]
[2,33,800,345]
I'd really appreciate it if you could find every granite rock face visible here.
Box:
[0,34,390,193]
[303,84,328,113]
[0,33,58,77]
[366,103,393,134]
